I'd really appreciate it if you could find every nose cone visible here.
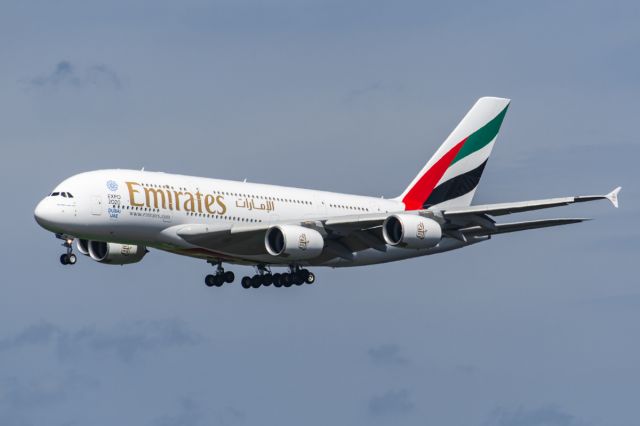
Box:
[34,198,55,230]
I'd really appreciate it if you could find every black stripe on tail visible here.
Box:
[422,160,488,208]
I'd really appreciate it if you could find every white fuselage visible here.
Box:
[34,169,473,267]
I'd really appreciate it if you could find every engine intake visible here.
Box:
[76,239,89,255]
[265,225,324,260]
[382,214,442,249]
[88,241,147,265]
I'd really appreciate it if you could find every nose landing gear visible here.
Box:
[58,235,77,265]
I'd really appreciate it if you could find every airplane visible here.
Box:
[34,97,621,289]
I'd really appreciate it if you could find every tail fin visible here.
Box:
[398,97,510,210]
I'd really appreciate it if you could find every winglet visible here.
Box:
[606,186,621,208]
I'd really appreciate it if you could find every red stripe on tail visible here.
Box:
[402,138,466,210]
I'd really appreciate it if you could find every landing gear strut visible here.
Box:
[241,265,315,289]
[58,235,77,266]
[205,260,235,287]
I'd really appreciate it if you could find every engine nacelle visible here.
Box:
[88,241,147,265]
[76,239,89,256]
[382,214,442,249]
[265,225,324,260]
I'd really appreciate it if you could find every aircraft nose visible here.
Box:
[34,198,54,228]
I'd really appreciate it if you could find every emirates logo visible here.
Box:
[298,233,309,250]
[416,221,426,240]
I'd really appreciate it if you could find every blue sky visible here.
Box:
[1,1,638,425]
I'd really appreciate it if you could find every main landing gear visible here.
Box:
[240,265,315,289]
[204,261,235,287]
[58,235,77,266]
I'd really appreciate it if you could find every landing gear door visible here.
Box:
[91,195,103,216]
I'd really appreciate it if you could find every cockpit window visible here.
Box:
[49,191,73,198]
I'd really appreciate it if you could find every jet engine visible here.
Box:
[265,225,324,260]
[88,241,147,265]
[76,239,89,255]
[382,214,442,249]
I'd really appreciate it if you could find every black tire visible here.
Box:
[241,276,251,289]
[68,254,77,265]
[293,273,304,286]
[205,274,216,287]
[60,254,69,265]
[224,271,235,283]
[263,274,273,286]
[214,275,224,287]
[272,273,282,287]
[305,272,316,284]
[250,275,262,288]
[300,269,310,281]
[282,273,293,288]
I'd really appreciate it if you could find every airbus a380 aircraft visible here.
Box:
[34,97,620,289]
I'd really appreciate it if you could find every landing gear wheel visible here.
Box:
[215,275,224,287]
[250,275,262,288]
[293,273,304,286]
[205,274,216,287]
[272,273,282,287]
[305,271,315,284]
[282,273,293,288]
[241,276,251,288]
[263,274,273,286]
[60,254,69,265]
[224,271,235,283]
[68,253,77,264]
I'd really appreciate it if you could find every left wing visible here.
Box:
[442,186,620,217]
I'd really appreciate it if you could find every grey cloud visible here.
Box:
[29,61,121,90]
[56,319,201,363]
[0,321,58,352]
[367,344,409,367]
[215,406,245,426]
[368,389,414,416]
[0,319,201,363]
[0,372,98,425]
[483,405,586,426]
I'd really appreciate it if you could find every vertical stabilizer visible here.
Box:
[399,97,510,210]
